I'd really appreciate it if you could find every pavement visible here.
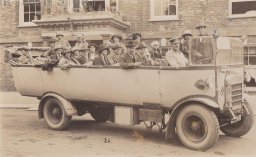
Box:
[0,92,39,110]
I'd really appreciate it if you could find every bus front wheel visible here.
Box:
[176,104,219,151]
[220,102,254,137]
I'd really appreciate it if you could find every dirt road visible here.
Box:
[0,109,255,157]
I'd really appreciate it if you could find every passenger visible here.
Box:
[75,34,89,49]
[132,33,142,43]
[54,32,71,49]
[93,45,111,66]
[77,46,89,65]
[195,22,208,36]
[135,42,148,62]
[110,34,126,53]
[17,46,33,65]
[4,45,20,66]
[120,40,142,69]
[58,49,76,70]
[142,51,154,66]
[41,47,63,71]
[88,43,98,62]
[180,30,193,58]
[108,44,123,65]
[166,37,188,68]
[149,41,163,60]
[70,47,81,65]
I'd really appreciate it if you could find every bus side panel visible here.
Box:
[159,69,216,108]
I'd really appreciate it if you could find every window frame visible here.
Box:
[68,0,119,13]
[228,0,256,18]
[19,0,41,27]
[149,0,179,21]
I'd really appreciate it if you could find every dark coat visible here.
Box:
[120,52,141,69]
[93,55,110,66]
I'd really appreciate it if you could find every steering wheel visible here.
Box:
[193,57,212,64]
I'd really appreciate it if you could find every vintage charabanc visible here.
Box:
[11,36,254,151]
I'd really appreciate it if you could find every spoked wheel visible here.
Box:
[89,106,111,123]
[43,97,72,130]
[176,104,219,151]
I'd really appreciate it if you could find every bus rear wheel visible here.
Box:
[176,104,219,151]
[220,102,254,137]
[43,97,72,130]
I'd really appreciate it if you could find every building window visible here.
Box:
[150,0,178,21]
[71,0,118,13]
[229,0,256,18]
[19,0,41,27]
[244,45,256,65]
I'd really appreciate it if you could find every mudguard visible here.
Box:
[165,97,219,140]
[38,93,77,119]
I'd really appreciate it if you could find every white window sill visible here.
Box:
[149,16,179,22]
[18,22,38,28]
[228,14,256,19]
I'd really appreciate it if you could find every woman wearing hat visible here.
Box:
[54,32,71,50]
[70,47,82,65]
[58,49,77,70]
[180,30,193,58]
[93,44,110,66]
[110,34,126,54]
[75,34,89,50]
[17,46,33,65]
[135,42,148,62]
[149,41,163,60]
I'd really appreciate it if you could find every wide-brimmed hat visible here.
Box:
[151,41,160,47]
[56,32,64,37]
[63,49,71,54]
[19,46,29,50]
[125,40,138,48]
[79,45,89,51]
[136,42,147,49]
[97,45,109,53]
[71,47,80,52]
[182,30,193,37]
[169,37,181,44]
[88,43,98,49]
[195,22,206,29]
[54,46,63,51]
[111,34,123,41]
[112,44,122,49]
[132,33,142,40]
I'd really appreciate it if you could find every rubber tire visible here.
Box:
[176,104,219,151]
[90,107,110,123]
[43,97,72,130]
[220,102,254,137]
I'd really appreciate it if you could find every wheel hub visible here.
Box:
[52,107,61,118]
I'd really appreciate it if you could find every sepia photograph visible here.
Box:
[0,0,256,156]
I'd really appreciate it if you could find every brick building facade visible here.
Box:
[1,0,256,91]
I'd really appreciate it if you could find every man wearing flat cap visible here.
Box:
[120,40,142,69]
[195,21,208,36]
[58,49,77,70]
[166,37,188,68]
[93,44,110,66]
[108,44,123,65]
[54,32,71,50]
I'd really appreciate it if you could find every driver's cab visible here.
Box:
[188,36,243,66]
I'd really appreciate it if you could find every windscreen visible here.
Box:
[190,37,214,65]
[216,37,243,65]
